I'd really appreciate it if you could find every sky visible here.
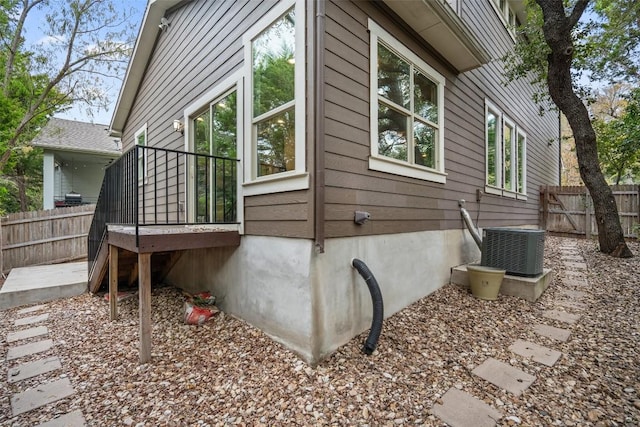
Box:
[21,0,146,126]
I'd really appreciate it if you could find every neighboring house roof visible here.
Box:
[32,117,122,156]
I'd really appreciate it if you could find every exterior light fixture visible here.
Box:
[173,119,184,134]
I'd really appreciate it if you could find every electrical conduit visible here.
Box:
[460,206,482,250]
[351,258,384,355]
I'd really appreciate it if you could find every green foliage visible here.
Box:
[0,0,137,212]
[503,1,551,104]
[594,88,640,184]
[589,0,640,83]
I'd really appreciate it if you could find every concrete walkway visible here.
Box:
[4,303,86,426]
[432,241,589,426]
[0,262,87,310]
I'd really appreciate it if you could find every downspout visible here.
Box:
[351,258,384,355]
[313,0,326,253]
[459,200,482,250]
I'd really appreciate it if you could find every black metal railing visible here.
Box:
[88,145,239,279]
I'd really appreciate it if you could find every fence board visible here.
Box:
[540,185,639,238]
[1,205,95,273]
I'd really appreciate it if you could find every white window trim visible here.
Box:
[134,124,147,186]
[502,115,516,193]
[516,127,527,198]
[182,71,244,233]
[241,0,308,196]
[484,99,527,199]
[368,19,447,184]
[488,0,517,41]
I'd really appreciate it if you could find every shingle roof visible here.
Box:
[32,118,122,155]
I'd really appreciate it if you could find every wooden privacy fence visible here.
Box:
[1,204,95,273]
[540,185,639,239]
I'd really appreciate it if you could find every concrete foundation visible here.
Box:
[0,262,87,310]
[450,265,553,302]
[166,229,480,364]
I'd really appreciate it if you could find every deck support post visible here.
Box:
[108,245,119,320]
[138,252,152,364]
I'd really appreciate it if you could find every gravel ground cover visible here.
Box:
[0,236,639,426]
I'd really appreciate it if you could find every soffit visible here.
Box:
[382,0,490,72]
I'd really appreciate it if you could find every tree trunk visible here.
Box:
[537,0,633,257]
[16,175,27,212]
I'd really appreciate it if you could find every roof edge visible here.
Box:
[110,0,183,136]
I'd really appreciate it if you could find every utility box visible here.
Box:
[481,228,545,277]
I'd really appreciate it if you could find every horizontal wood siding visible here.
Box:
[322,0,559,238]
[122,0,313,238]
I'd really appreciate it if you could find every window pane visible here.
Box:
[486,111,498,186]
[378,102,408,161]
[378,43,409,109]
[414,121,436,168]
[257,109,295,177]
[414,70,438,123]
[253,9,295,118]
[212,91,237,222]
[194,110,210,155]
[212,91,236,158]
[503,122,513,190]
[517,132,525,193]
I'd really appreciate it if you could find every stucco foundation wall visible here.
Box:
[165,236,316,361]
[310,229,480,361]
[167,229,500,363]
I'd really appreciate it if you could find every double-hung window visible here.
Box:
[369,19,446,183]
[243,0,307,195]
[485,100,527,198]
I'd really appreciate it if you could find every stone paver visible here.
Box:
[543,310,581,324]
[472,358,536,396]
[35,410,86,427]
[17,305,47,315]
[431,388,502,427]
[564,261,587,270]
[7,326,49,343]
[561,255,584,261]
[8,357,62,383]
[533,323,571,342]
[556,300,587,310]
[7,339,54,360]
[563,277,589,288]
[560,289,587,299]
[564,270,586,277]
[10,378,75,416]
[15,313,50,326]
[509,339,562,367]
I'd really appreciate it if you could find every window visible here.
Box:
[135,125,147,185]
[192,89,238,222]
[485,100,527,198]
[184,72,244,228]
[491,0,519,38]
[243,0,308,196]
[369,19,446,183]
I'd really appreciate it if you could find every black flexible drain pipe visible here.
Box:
[351,258,384,355]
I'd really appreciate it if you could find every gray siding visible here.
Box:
[121,0,313,238]
[322,0,559,238]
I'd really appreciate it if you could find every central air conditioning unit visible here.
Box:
[481,228,545,277]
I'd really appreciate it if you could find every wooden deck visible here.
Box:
[89,225,241,363]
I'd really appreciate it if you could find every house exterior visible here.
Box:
[107,0,560,364]
[32,118,122,209]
